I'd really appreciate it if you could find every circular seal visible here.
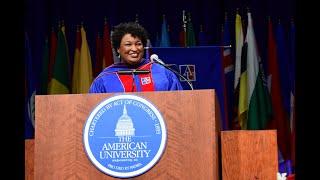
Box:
[83,94,167,178]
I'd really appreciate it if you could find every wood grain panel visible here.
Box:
[221,130,278,180]
[34,90,220,179]
[25,139,34,180]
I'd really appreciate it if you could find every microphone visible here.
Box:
[150,54,165,65]
[150,54,194,90]
[117,69,150,75]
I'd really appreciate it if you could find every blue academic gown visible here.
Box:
[89,58,183,93]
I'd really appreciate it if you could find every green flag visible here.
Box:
[186,13,196,46]
[245,12,272,129]
[48,25,70,94]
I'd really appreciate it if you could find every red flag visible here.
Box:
[94,32,103,77]
[102,21,114,68]
[179,30,186,47]
[266,19,291,161]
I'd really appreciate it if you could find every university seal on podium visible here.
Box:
[83,94,167,178]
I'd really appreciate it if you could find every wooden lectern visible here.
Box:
[26,89,221,179]
[221,130,278,180]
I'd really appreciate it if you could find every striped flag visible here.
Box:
[245,12,272,129]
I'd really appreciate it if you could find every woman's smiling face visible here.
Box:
[118,33,144,65]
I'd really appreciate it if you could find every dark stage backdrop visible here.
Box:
[24,0,295,81]
[24,0,298,176]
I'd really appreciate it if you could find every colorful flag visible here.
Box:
[160,15,170,47]
[179,28,186,47]
[276,21,291,117]
[232,13,244,129]
[48,28,57,88]
[238,42,248,129]
[266,18,291,162]
[48,24,70,94]
[154,32,160,47]
[179,10,187,47]
[40,37,49,94]
[186,13,196,46]
[102,21,114,68]
[151,47,228,131]
[198,25,208,46]
[24,32,35,139]
[221,14,235,130]
[275,20,293,161]
[245,12,272,129]
[94,32,103,78]
[72,25,82,93]
[72,26,93,93]
[288,19,296,168]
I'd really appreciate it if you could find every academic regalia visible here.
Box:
[89,58,183,93]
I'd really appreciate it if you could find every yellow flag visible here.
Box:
[73,26,93,93]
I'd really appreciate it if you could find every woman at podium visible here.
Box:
[89,22,183,93]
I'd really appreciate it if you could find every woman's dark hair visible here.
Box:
[111,22,149,51]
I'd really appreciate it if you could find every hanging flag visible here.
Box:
[276,21,291,117]
[48,24,70,94]
[94,32,103,78]
[221,13,234,130]
[25,32,35,139]
[238,42,248,129]
[198,25,208,46]
[245,12,272,129]
[72,25,82,93]
[73,26,93,93]
[186,12,196,46]
[266,18,291,163]
[48,28,57,89]
[154,32,160,47]
[160,15,171,47]
[40,37,49,94]
[102,21,114,68]
[288,18,296,168]
[232,12,244,129]
[179,10,187,47]
[151,47,228,131]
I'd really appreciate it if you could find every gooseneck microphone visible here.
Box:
[150,54,194,90]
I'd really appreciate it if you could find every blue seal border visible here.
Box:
[83,94,167,178]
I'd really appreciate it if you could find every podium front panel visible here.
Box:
[34,90,220,179]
